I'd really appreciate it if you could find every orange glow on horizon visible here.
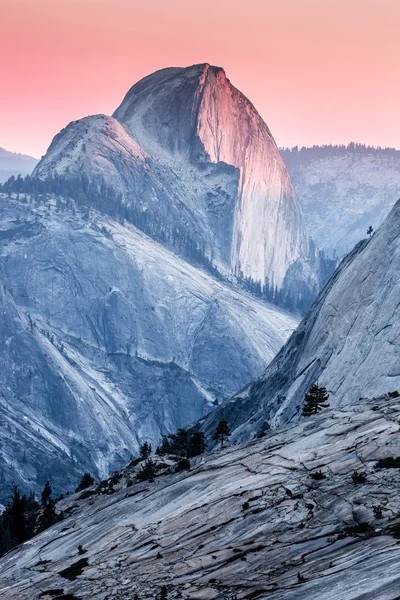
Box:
[1,0,399,157]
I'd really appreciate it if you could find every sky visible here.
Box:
[1,0,399,158]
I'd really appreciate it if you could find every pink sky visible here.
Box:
[1,0,399,158]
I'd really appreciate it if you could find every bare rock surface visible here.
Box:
[1,396,400,599]
[0,194,297,497]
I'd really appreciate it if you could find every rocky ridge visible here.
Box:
[200,197,400,443]
[282,145,400,257]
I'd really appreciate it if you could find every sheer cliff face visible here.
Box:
[195,65,310,286]
[113,63,312,288]
[201,199,400,442]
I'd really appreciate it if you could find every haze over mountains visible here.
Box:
[0,147,38,183]
[282,144,400,257]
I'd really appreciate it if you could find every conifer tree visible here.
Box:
[38,481,57,531]
[140,442,152,460]
[213,419,231,449]
[156,436,171,455]
[137,458,157,482]
[157,585,168,600]
[41,481,52,508]
[302,384,330,416]
[76,473,94,493]
[187,431,206,458]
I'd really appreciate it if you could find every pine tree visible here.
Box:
[187,431,206,458]
[75,473,94,493]
[140,442,152,460]
[302,384,330,416]
[38,482,57,531]
[41,481,52,508]
[167,429,189,457]
[156,436,171,455]
[212,419,231,449]
[137,458,157,482]
[157,586,168,600]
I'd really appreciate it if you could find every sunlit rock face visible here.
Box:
[114,63,312,289]
[201,199,400,443]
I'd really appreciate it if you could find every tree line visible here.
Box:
[281,142,400,166]
[0,173,220,279]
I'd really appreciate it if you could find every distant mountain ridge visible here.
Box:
[0,147,38,183]
[281,143,400,257]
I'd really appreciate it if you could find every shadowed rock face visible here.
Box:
[0,195,298,498]
[33,113,239,271]
[1,394,400,600]
[200,199,400,443]
[35,63,321,300]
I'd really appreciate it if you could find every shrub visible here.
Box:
[242,502,250,511]
[137,459,158,482]
[388,390,400,398]
[351,471,366,484]
[75,473,94,493]
[175,458,190,472]
[310,470,326,480]
[344,522,374,536]
[388,522,400,539]
[373,506,383,519]
[78,490,96,500]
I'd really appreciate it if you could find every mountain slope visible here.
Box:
[282,145,400,257]
[200,197,400,442]
[33,64,324,310]
[2,394,400,600]
[0,147,38,183]
[0,193,298,498]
